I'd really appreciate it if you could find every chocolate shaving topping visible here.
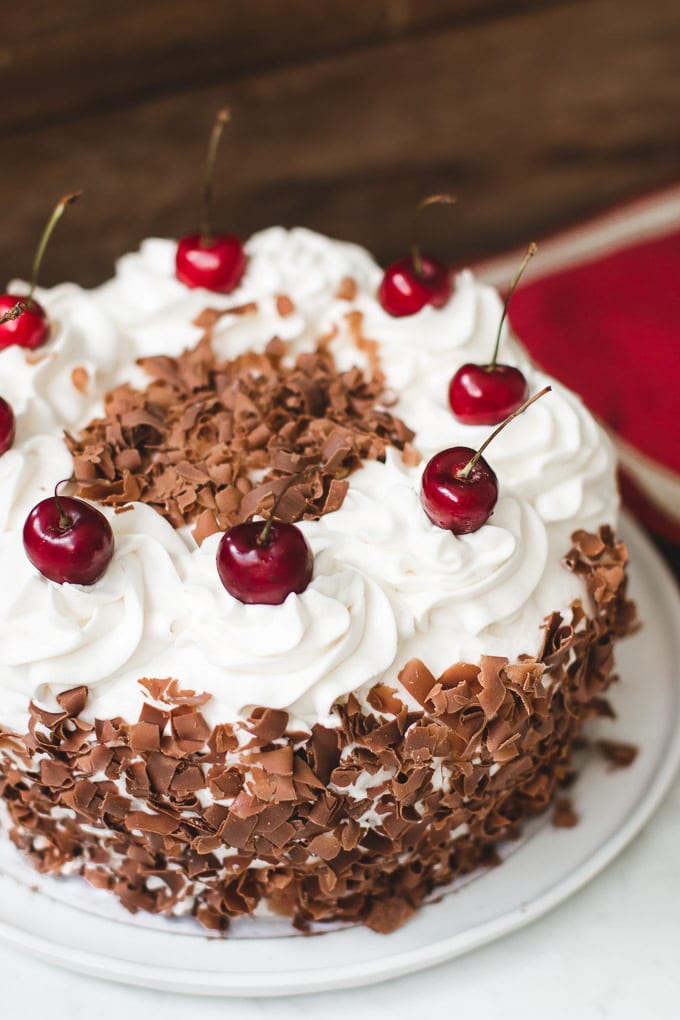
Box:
[336,277,358,302]
[552,797,580,828]
[66,334,414,543]
[596,738,639,768]
[71,366,89,395]
[0,527,637,934]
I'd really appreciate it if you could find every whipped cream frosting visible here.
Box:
[0,228,618,731]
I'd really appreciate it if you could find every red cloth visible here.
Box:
[476,188,680,542]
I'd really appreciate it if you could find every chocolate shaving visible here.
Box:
[56,687,88,718]
[275,294,296,317]
[66,337,414,543]
[398,660,437,707]
[552,797,580,828]
[336,277,358,302]
[595,739,638,768]
[71,366,89,395]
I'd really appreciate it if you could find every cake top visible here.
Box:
[0,228,617,731]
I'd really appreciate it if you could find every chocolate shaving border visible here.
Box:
[0,526,636,934]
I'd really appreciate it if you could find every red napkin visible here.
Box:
[475,186,680,543]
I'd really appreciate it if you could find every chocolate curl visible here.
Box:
[67,338,414,543]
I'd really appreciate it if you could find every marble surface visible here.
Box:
[1,769,678,1020]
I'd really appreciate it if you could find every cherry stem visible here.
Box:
[256,475,298,547]
[411,193,457,278]
[0,300,27,325]
[29,192,82,302]
[457,385,552,480]
[201,108,231,246]
[53,478,74,530]
[489,242,537,368]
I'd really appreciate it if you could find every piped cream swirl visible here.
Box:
[0,227,619,730]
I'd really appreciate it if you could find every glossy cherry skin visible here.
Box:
[0,396,15,455]
[216,519,314,605]
[378,254,451,317]
[23,496,115,586]
[175,233,246,293]
[448,362,529,426]
[421,446,498,534]
[0,293,49,350]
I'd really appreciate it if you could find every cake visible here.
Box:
[0,227,635,934]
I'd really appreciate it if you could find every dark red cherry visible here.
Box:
[378,254,451,317]
[0,192,81,352]
[175,108,246,294]
[421,446,498,534]
[23,494,114,586]
[0,395,16,455]
[176,233,246,293]
[378,194,457,317]
[0,294,48,350]
[449,243,536,425]
[421,386,551,534]
[448,362,529,425]
[216,519,313,605]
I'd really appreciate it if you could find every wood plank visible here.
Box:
[1,0,678,288]
[1,1,561,132]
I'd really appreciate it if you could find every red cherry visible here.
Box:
[176,233,246,293]
[216,519,313,605]
[449,243,536,425]
[421,446,498,533]
[23,493,114,586]
[378,194,457,317]
[378,254,451,317]
[0,192,81,352]
[0,395,16,455]
[421,386,551,534]
[176,108,246,294]
[448,362,529,425]
[0,294,48,350]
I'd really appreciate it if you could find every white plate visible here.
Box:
[0,514,679,997]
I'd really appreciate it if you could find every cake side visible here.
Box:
[0,527,635,933]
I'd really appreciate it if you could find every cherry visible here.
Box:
[175,108,246,293]
[379,254,451,317]
[378,194,457,317]
[0,395,15,455]
[176,234,246,293]
[421,386,551,534]
[23,485,114,586]
[0,192,81,351]
[448,243,537,425]
[216,517,313,605]
[449,363,528,426]
[421,446,499,534]
[0,296,48,350]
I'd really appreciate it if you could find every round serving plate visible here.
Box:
[0,513,678,996]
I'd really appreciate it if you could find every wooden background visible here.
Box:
[1,0,679,288]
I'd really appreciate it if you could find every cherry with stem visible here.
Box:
[216,478,314,605]
[0,193,82,351]
[175,107,247,293]
[23,478,115,585]
[448,242,537,425]
[421,385,551,534]
[378,194,457,317]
